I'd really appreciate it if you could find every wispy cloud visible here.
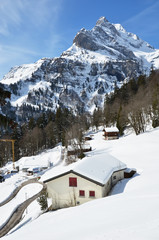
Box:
[21,0,63,28]
[121,0,159,48]
[0,0,64,78]
[0,0,63,36]
[123,1,159,31]
[1,44,41,57]
[0,0,23,35]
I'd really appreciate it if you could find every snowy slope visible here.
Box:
[0,183,43,229]
[0,17,159,120]
[1,127,159,239]
[0,145,62,235]
[0,59,47,85]
[0,145,62,203]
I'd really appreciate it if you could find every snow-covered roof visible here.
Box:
[18,156,50,170]
[105,127,119,132]
[42,154,126,186]
[68,143,91,151]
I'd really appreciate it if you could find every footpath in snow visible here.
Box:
[0,183,43,229]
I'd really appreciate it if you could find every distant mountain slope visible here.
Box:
[1,17,159,121]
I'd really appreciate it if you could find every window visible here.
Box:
[69,177,77,187]
[89,191,95,197]
[79,190,85,197]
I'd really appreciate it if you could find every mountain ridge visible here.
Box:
[1,17,159,121]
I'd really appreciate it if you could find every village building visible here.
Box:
[67,143,92,157]
[103,127,119,140]
[43,154,126,210]
[18,157,51,173]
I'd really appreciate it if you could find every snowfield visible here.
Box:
[1,127,159,239]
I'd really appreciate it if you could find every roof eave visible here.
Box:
[43,167,126,186]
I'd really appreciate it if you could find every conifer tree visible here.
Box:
[0,87,13,129]
[37,188,48,211]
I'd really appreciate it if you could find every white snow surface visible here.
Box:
[0,59,46,85]
[1,127,159,239]
[0,144,62,235]
[0,172,30,203]
[0,183,43,229]
[105,127,119,132]
[74,154,126,184]
[0,145,62,203]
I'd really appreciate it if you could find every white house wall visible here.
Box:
[111,170,125,186]
[102,170,125,197]
[46,170,125,209]
[46,173,103,209]
[102,178,112,197]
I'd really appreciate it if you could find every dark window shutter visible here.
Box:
[69,177,77,187]
[79,190,85,196]
[89,191,95,197]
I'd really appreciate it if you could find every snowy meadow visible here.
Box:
[0,127,159,240]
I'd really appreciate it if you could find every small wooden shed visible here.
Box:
[103,127,119,140]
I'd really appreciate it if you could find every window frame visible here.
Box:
[89,191,95,198]
[79,190,85,197]
[69,177,77,187]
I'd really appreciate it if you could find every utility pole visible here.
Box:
[0,139,16,169]
[25,192,28,214]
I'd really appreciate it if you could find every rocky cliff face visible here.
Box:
[1,17,159,121]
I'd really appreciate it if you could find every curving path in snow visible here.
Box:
[0,177,40,207]
[0,180,46,238]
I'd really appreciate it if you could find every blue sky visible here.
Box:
[0,0,159,79]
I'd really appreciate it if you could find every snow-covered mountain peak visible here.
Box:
[73,16,155,60]
[96,16,109,26]
[113,23,126,33]
[0,16,159,121]
[112,22,154,53]
[94,16,119,36]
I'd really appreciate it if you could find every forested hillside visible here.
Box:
[0,104,90,167]
[103,69,159,135]
[0,87,13,129]
[0,69,159,167]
